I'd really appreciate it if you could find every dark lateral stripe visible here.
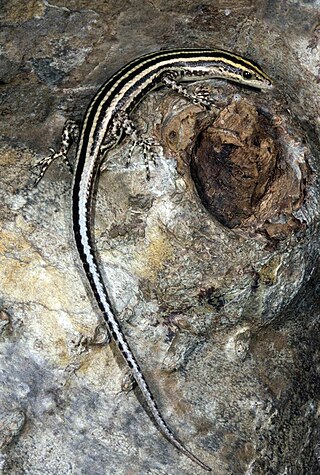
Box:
[97,49,265,104]
[73,47,269,235]
[84,48,268,132]
[103,48,268,93]
[99,48,266,91]
[74,48,269,207]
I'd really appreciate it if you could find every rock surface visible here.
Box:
[0,1,320,474]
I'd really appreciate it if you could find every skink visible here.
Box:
[36,48,272,472]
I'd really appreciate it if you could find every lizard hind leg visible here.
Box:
[125,135,159,180]
[32,119,79,187]
[121,113,160,180]
[100,113,160,179]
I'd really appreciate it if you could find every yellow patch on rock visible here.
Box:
[134,228,173,282]
[2,0,45,24]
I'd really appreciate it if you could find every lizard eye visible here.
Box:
[243,70,253,80]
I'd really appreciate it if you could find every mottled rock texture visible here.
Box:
[0,1,320,474]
